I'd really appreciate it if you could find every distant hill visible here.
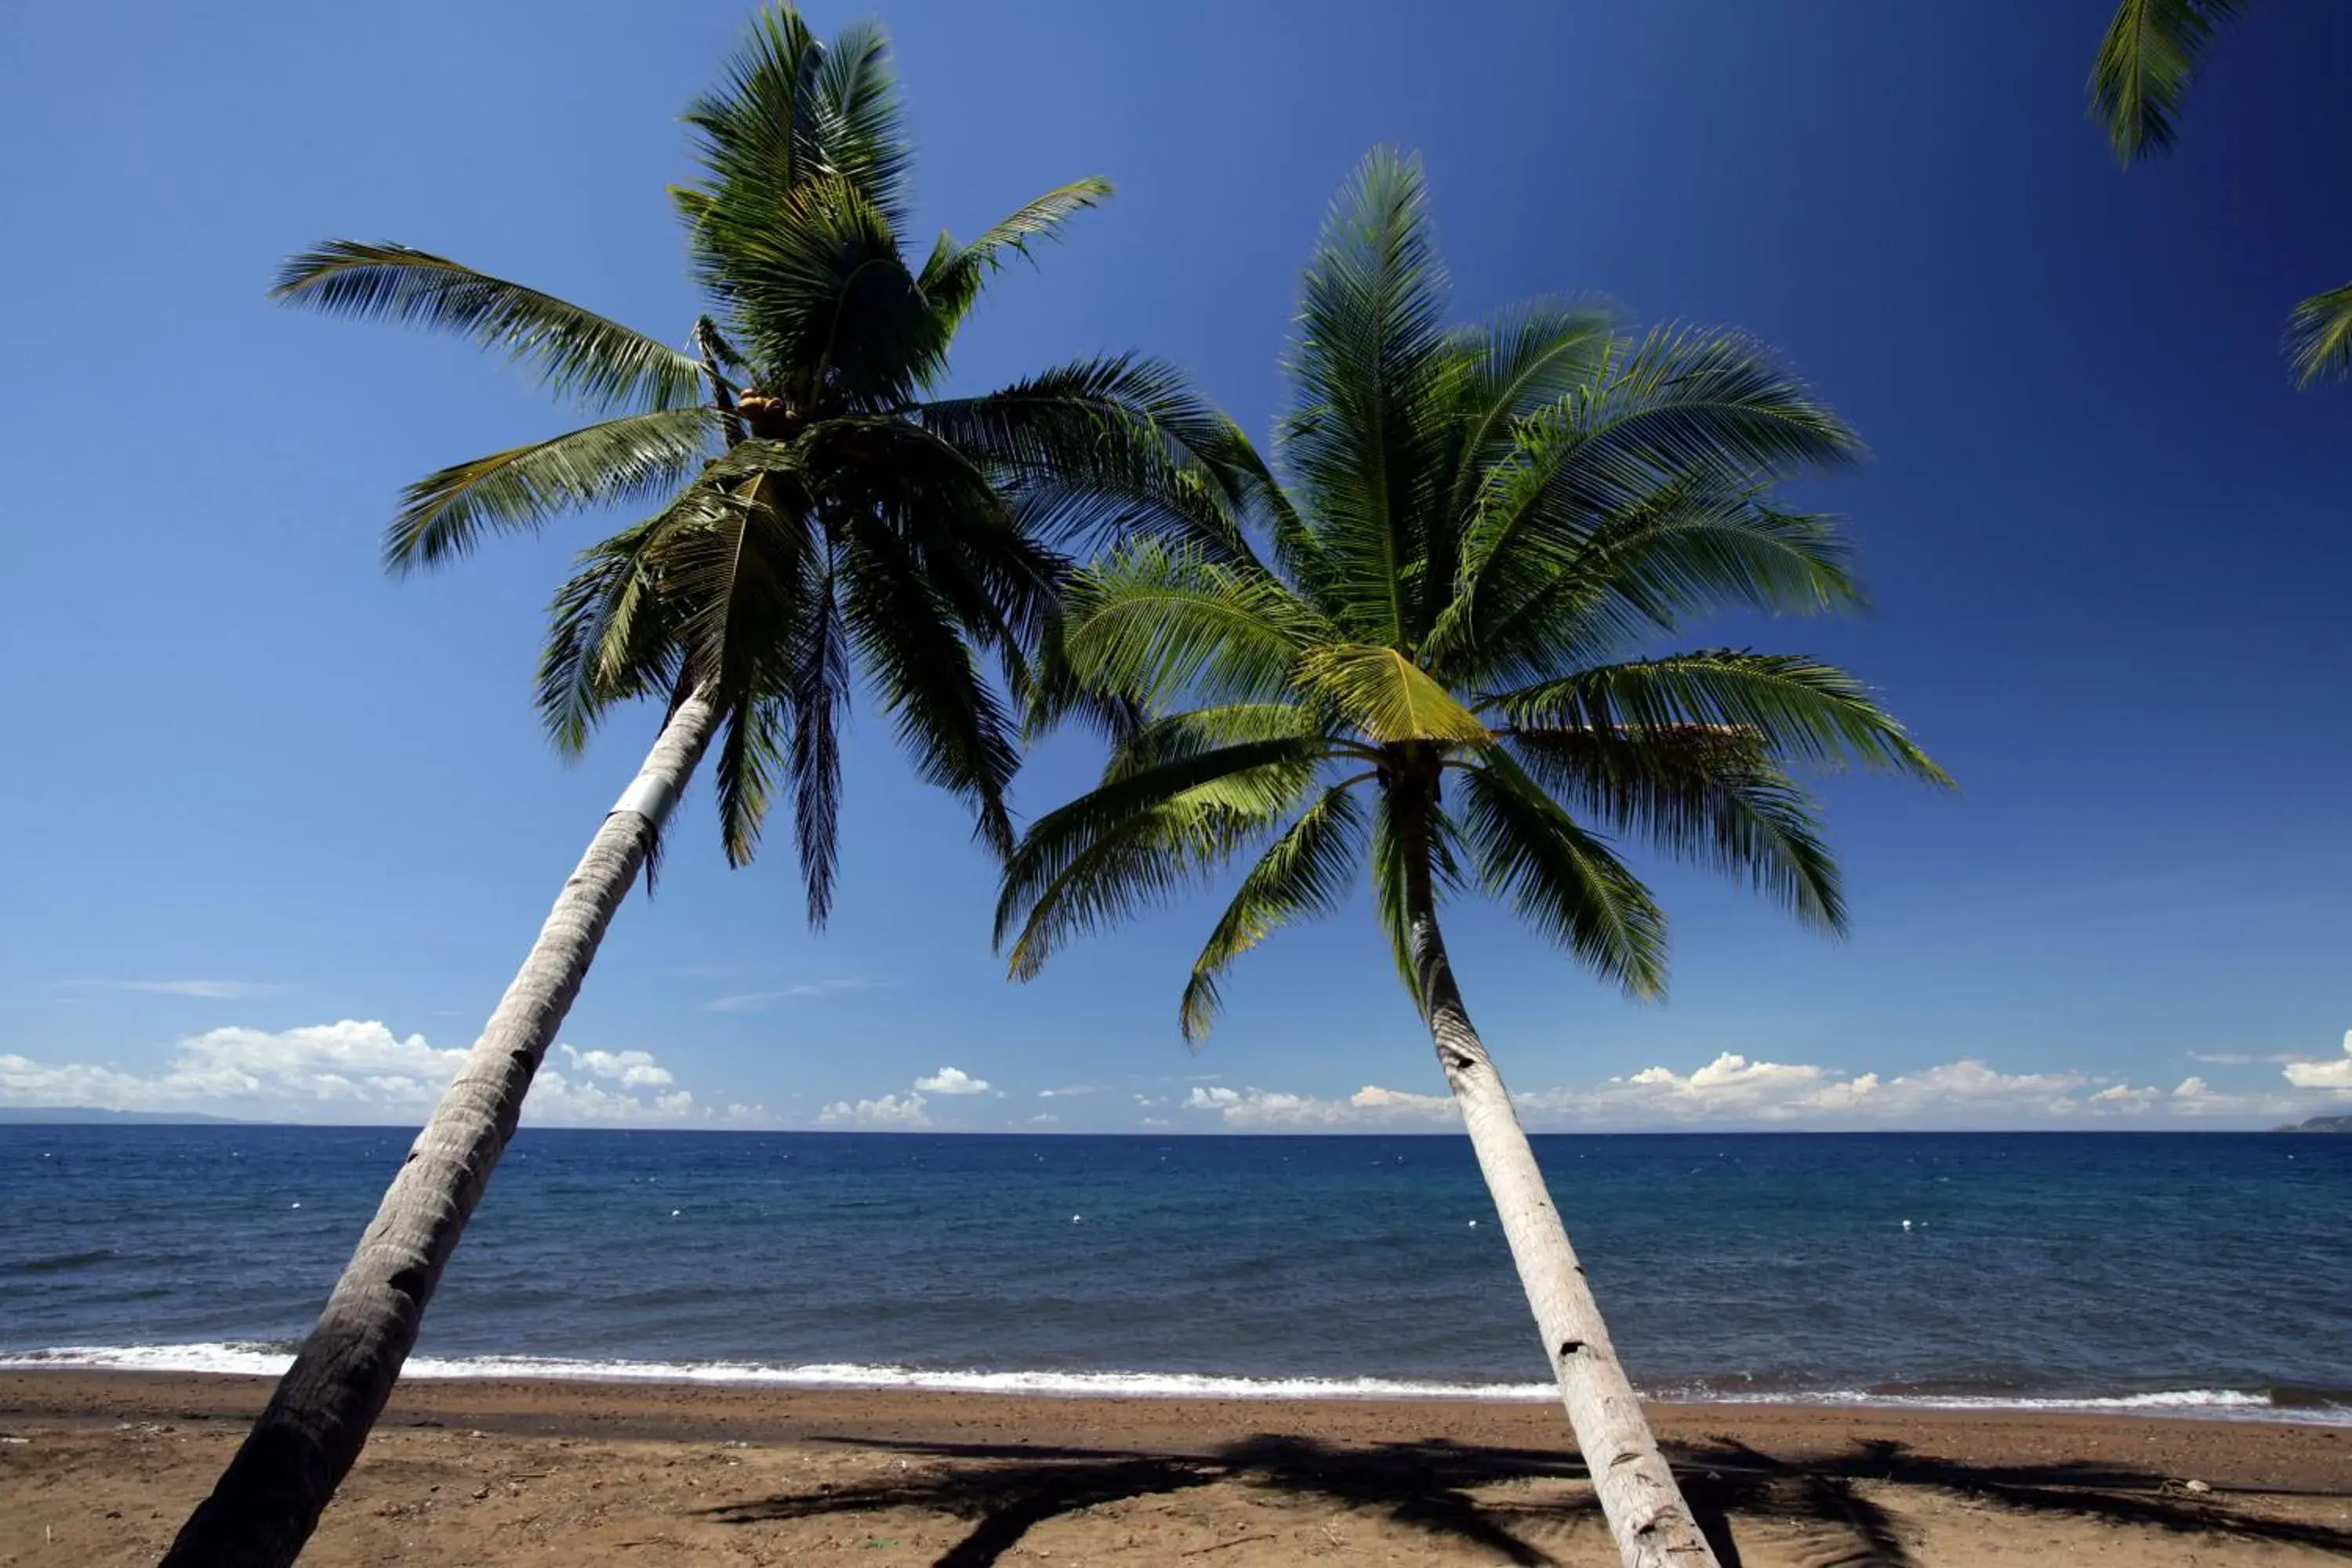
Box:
[2276,1114,2352,1133]
[0,1106,241,1125]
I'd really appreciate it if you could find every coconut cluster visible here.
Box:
[733,389,792,437]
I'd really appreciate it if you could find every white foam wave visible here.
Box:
[3,1344,2340,1422]
[0,1343,1553,1402]
[1693,1387,2280,1414]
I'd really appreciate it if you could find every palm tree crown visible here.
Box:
[998,149,1947,1034]
[274,6,1260,920]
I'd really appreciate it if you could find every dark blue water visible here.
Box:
[3,1127,2346,1417]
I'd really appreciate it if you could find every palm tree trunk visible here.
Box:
[1400,837,1719,1566]
[162,688,720,1567]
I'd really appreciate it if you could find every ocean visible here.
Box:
[3,1126,2347,1421]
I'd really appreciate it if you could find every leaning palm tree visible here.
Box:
[165,12,1254,1565]
[2089,0,2352,383]
[996,150,1947,1568]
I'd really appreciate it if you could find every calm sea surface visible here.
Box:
[3,1127,2346,1419]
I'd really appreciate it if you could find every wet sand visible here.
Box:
[5,1370,2350,1563]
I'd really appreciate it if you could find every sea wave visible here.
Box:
[3,1342,2345,1422]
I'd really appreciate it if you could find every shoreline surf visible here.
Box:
[5,1342,2340,1425]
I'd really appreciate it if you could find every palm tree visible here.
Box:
[996,150,1947,1568]
[2089,0,2352,383]
[165,12,1255,1565]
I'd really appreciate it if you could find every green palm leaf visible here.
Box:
[681,8,911,227]
[918,354,1272,561]
[536,515,688,753]
[996,735,1331,978]
[1294,644,1491,745]
[2089,0,2249,163]
[1280,147,1453,645]
[388,407,724,572]
[1504,724,1843,931]
[1444,488,1865,686]
[1497,651,1948,782]
[1454,753,1668,998]
[271,242,707,412]
[840,518,1025,860]
[920,180,1116,334]
[1179,782,1367,1040]
[1060,542,1326,710]
[2287,281,2352,387]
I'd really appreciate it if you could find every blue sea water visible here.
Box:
[2,1127,2347,1419]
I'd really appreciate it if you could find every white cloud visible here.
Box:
[114,980,279,1000]
[557,1045,673,1089]
[1183,1084,1457,1128]
[913,1066,990,1095]
[1349,1084,1458,1117]
[2282,1032,2352,1091]
[818,1092,930,1128]
[1176,1048,2348,1131]
[2190,1051,2312,1065]
[1510,1054,2098,1127]
[702,980,877,1013]
[0,1022,722,1127]
[1029,1113,1060,1126]
[1039,1084,1100,1098]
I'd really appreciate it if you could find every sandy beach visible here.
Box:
[4,1371,2348,1565]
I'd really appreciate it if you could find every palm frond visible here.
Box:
[690,175,941,409]
[1110,703,1330,778]
[1455,752,1668,997]
[1456,326,1859,597]
[1279,146,1453,644]
[1367,787,1468,992]
[681,6,911,226]
[1294,644,1492,745]
[786,536,848,923]
[387,407,723,572]
[1495,651,1949,782]
[996,736,1331,979]
[659,470,816,713]
[1442,486,1865,685]
[271,241,706,412]
[2089,0,2248,162]
[1059,541,1326,710]
[917,354,1273,561]
[711,689,790,870]
[1504,724,1843,931]
[920,179,1115,334]
[1179,783,1367,1040]
[2288,280,2352,387]
[536,514,690,753]
[806,18,913,220]
[840,518,1023,858]
[1428,299,1618,586]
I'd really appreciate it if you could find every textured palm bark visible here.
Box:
[162,691,719,1567]
[1401,842,1718,1565]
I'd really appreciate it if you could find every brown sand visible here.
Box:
[5,1371,2350,1565]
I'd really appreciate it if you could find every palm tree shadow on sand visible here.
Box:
[695,1432,2352,1568]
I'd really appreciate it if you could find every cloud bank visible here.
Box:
[818,1092,931,1128]
[0,1022,762,1127]
[1175,1047,2349,1131]
[2282,1032,2352,1091]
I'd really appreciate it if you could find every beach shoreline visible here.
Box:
[7,1369,2350,1563]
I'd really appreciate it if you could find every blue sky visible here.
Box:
[2,2,2347,1131]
